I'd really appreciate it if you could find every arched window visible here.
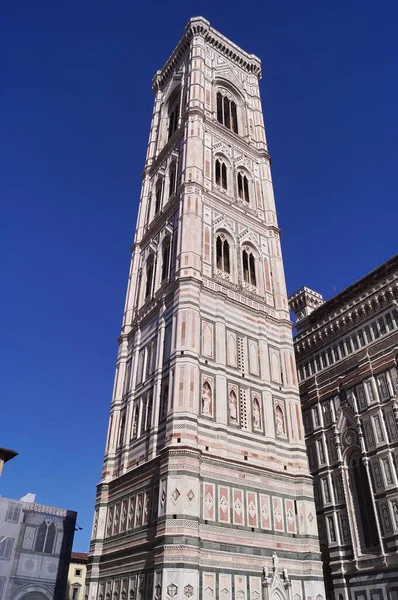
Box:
[349,452,379,550]
[216,235,230,274]
[168,162,177,198]
[216,92,238,134]
[118,414,126,448]
[35,521,56,554]
[161,237,171,281]
[35,521,47,552]
[237,172,249,202]
[44,522,56,554]
[145,254,154,299]
[242,248,256,286]
[144,394,152,431]
[155,178,163,214]
[168,94,180,140]
[215,159,227,190]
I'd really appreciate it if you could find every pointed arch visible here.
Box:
[154,177,163,214]
[34,521,47,553]
[167,86,181,140]
[161,236,171,281]
[229,388,238,422]
[145,253,155,299]
[44,522,56,554]
[347,450,379,551]
[168,161,177,198]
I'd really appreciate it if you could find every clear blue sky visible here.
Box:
[1,1,397,551]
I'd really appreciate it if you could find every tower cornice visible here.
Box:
[152,17,262,93]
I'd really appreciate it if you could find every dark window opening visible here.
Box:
[155,178,163,214]
[168,103,180,140]
[242,249,256,286]
[216,236,230,274]
[161,238,171,281]
[216,92,238,134]
[168,162,176,198]
[350,454,379,550]
[237,173,249,202]
[215,159,227,190]
[145,255,154,299]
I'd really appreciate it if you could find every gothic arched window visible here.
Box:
[168,162,177,198]
[215,159,228,190]
[349,452,379,550]
[35,521,56,554]
[242,248,256,286]
[216,91,238,134]
[155,178,163,214]
[35,521,47,552]
[131,403,140,439]
[44,522,56,554]
[161,237,171,281]
[145,254,154,299]
[237,172,249,203]
[216,235,230,274]
[168,94,180,140]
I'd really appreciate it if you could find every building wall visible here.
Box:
[87,16,325,600]
[66,557,88,600]
[290,255,398,600]
[0,497,76,600]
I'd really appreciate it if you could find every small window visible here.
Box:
[215,159,227,190]
[75,569,82,577]
[237,172,249,202]
[216,92,238,134]
[242,248,256,286]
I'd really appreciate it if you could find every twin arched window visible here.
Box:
[215,234,259,290]
[215,159,227,190]
[35,521,56,554]
[217,92,238,134]
[242,248,256,286]
[216,236,230,273]
[169,162,176,197]
[237,172,249,203]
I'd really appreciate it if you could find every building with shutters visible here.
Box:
[86,17,325,600]
[289,254,398,600]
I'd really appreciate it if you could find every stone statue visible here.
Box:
[275,407,284,436]
[202,384,211,415]
[229,393,237,421]
[272,551,279,571]
[253,400,261,428]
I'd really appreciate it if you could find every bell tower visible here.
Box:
[86,17,325,600]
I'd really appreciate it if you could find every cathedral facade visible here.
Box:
[289,255,398,600]
[86,18,324,600]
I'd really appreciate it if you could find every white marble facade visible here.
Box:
[87,17,325,600]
